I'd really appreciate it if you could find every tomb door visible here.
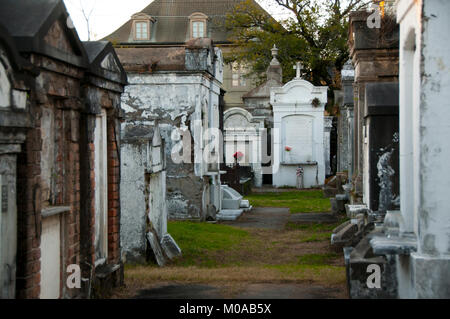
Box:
[39,105,62,299]
[40,214,61,299]
[262,128,273,184]
[94,110,108,264]
[0,158,17,299]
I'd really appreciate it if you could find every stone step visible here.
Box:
[240,200,250,208]
[218,209,244,216]
[216,215,239,221]
[216,209,244,221]
[221,185,243,210]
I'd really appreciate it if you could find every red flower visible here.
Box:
[285,146,292,152]
[233,151,244,159]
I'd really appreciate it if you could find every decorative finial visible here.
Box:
[293,61,303,79]
[270,45,280,66]
[271,45,278,58]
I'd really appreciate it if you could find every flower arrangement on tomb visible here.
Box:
[285,146,292,152]
[233,151,244,160]
[311,97,321,108]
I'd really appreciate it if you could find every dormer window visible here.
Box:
[131,13,154,41]
[135,22,149,40]
[192,21,205,38]
[189,13,208,39]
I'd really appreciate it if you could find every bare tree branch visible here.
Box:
[79,0,96,41]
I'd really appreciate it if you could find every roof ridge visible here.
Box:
[103,0,274,44]
[141,0,248,16]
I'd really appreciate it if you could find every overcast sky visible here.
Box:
[63,0,292,41]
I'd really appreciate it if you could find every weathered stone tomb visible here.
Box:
[0,0,127,298]
[117,38,223,222]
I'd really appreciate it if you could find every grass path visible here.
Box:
[110,190,346,299]
[244,190,331,214]
[112,219,346,298]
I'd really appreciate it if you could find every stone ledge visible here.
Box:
[41,206,71,218]
[345,204,368,218]
[370,235,417,256]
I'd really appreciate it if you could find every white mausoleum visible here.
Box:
[223,108,265,187]
[270,66,328,188]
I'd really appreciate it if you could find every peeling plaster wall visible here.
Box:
[337,61,355,175]
[121,72,221,221]
[149,170,168,237]
[120,142,148,263]
[413,0,450,298]
[417,0,450,259]
[120,133,169,263]
[397,0,450,298]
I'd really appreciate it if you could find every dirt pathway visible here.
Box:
[222,207,290,230]
[111,207,348,299]
[131,282,344,299]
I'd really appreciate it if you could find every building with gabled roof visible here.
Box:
[103,0,274,110]
[104,0,267,44]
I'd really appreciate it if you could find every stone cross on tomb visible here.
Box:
[294,61,303,79]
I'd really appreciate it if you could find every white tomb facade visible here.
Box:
[223,108,265,187]
[270,70,328,188]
